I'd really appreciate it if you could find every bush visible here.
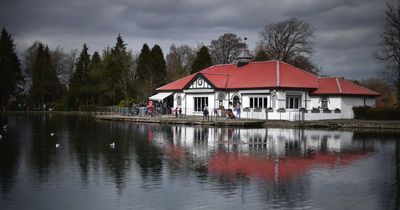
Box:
[54,103,65,111]
[118,98,135,107]
[323,108,331,113]
[311,107,320,113]
[353,106,400,120]
[277,108,286,113]
[80,105,97,111]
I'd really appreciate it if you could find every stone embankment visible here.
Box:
[96,114,400,130]
[96,114,265,127]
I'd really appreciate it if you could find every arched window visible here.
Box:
[321,97,328,109]
[271,94,277,108]
[232,95,240,107]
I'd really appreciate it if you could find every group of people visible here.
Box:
[203,102,241,120]
[130,101,169,117]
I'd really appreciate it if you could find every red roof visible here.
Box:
[157,60,379,96]
[311,77,379,96]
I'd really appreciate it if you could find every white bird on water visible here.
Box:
[3,124,7,130]
[110,142,115,149]
[50,133,55,137]
[55,143,60,148]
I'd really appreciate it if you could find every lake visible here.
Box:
[0,113,399,210]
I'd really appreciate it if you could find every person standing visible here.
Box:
[203,105,209,121]
[236,102,241,119]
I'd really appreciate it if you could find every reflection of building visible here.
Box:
[152,61,379,120]
[151,126,373,182]
[155,126,373,158]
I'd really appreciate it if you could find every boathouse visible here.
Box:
[150,58,379,121]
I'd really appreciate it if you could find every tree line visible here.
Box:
[0,12,399,110]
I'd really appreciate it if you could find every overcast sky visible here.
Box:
[0,0,395,80]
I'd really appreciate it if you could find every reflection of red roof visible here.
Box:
[207,151,369,182]
[156,61,378,97]
[312,78,379,96]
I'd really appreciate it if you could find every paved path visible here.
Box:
[96,114,266,127]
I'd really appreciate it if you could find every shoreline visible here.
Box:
[2,111,400,130]
[264,119,400,130]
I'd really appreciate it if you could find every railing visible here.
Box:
[240,108,343,121]
[94,106,130,116]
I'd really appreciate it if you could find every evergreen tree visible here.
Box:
[191,46,213,74]
[88,51,102,105]
[254,50,269,61]
[150,45,167,89]
[0,28,23,110]
[101,35,134,104]
[68,44,91,109]
[29,42,62,108]
[136,43,152,102]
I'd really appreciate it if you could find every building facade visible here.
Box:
[152,61,379,121]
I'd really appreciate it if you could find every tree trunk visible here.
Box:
[397,70,400,108]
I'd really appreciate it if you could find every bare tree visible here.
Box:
[51,46,79,86]
[361,77,396,107]
[287,55,320,75]
[209,33,247,64]
[259,18,314,62]
[65,49,78,85]
[166,44,195,81]
[375,2,400,107]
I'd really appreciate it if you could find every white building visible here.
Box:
[151,60,379,121]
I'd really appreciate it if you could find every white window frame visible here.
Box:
[286,95,301,109]
[194,97,208,111]
[249,96,268,108]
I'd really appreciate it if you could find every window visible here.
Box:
[321,97,328,109]
[194,97,208,111]
[286,95,301,109]
[177,96,182,106]
[250,97,268,108]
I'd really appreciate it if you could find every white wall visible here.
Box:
[309,96,342,110]
[341,97,375,119]
[172,90,377,121]
[184,93,215,115]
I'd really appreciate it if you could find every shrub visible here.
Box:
[299,108,307,113]
[323,108,331,113]
[277,108,286,113]
[118,98,135,107]
[80,105,97,111]
[311,107,320,113]
[54,103,65,111]
[353,106,400,120]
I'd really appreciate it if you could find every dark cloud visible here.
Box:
[0,0,395,79]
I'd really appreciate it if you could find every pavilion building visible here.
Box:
[150,60,379,121]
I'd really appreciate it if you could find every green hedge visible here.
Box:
[353,106,400,120]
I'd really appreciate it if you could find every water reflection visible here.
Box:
[149,126,375,182]
[0,114,399,210]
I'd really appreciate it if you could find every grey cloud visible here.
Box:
[0,0,396,79]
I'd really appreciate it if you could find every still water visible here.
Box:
[0,113,399,210]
